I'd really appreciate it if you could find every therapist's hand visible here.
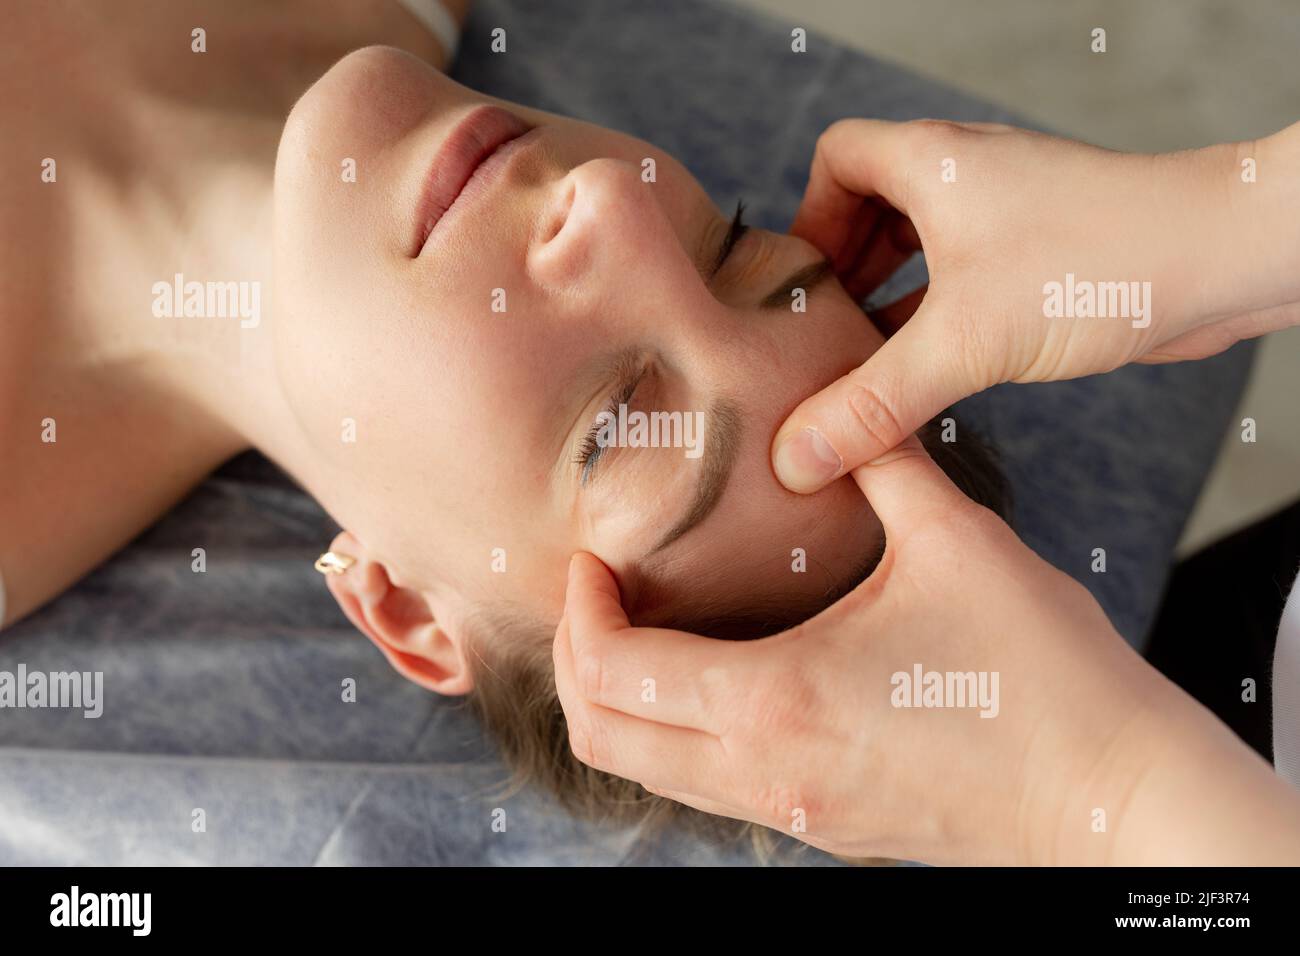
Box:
[554,440,1162,864]
[553,441,1300,865]
[772,118,1300,493]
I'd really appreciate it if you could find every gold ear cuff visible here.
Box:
[314,551,356,575]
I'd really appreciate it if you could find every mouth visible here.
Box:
[413,105,535,254]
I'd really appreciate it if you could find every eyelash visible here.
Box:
[720,199,749,271]
[574,411,612,486]
[572,197,746,486]
[574,371,643,485]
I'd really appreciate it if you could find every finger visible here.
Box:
[830,196,891,275]
[552,609,732,799]
[868,284,928,336]
[644,782,843,856]
[791,119,917,260]
[848,435,973,540]
[641,783,753,825]
[840,209,923,303]
[561,552,741,732]
[771,308,968,493]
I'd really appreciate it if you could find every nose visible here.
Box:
[528,158,693,302]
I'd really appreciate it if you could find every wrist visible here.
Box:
[1037,669,1300,865]
[1005,636,1163,866]
[1166,124,1300,332]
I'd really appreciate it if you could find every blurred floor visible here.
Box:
[731,0,1300,553]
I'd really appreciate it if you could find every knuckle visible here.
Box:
[749,780,816,833]
[746,661,819,739]
[576,649,605,703]
[843,381,905,454]
[907,118,968,152]
[566,719,595,767]
[811,126,836,167]
[583,719,610,770]
[696,664,737,724]
[822,117,864,146]
[569,714,613,771]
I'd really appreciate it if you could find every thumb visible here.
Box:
[561,552,631,644]
[849,435,973,541]
[771,310,967,493]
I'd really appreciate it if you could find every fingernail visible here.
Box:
[774,427,842,491]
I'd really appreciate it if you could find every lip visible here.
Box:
[412,105,534,254]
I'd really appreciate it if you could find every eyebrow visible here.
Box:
[702,206,836,309]
[759,257,835,309]
[649,399,743,554]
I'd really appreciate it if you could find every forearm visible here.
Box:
[1048,678,1300,865]
[1116,732,1300,865]
[1165,121,1300,331]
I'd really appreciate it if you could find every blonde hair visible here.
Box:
[465,609,763,847]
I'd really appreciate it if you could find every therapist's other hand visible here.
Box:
[773,118,1300,493]
[553,440,1178,865]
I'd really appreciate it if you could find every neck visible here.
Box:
[160,153,325,491]
[63,104,326,503]
[57,0,447,497]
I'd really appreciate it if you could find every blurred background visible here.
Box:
[733,0,1300,553]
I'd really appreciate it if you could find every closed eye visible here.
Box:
[707,201,833,308]
[574,359,647,486]
[709,199,749,279]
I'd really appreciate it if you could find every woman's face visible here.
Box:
[272,46,885,639]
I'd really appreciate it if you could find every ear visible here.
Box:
[321,530,473,695]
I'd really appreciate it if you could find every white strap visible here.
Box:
[397,0,461,63]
